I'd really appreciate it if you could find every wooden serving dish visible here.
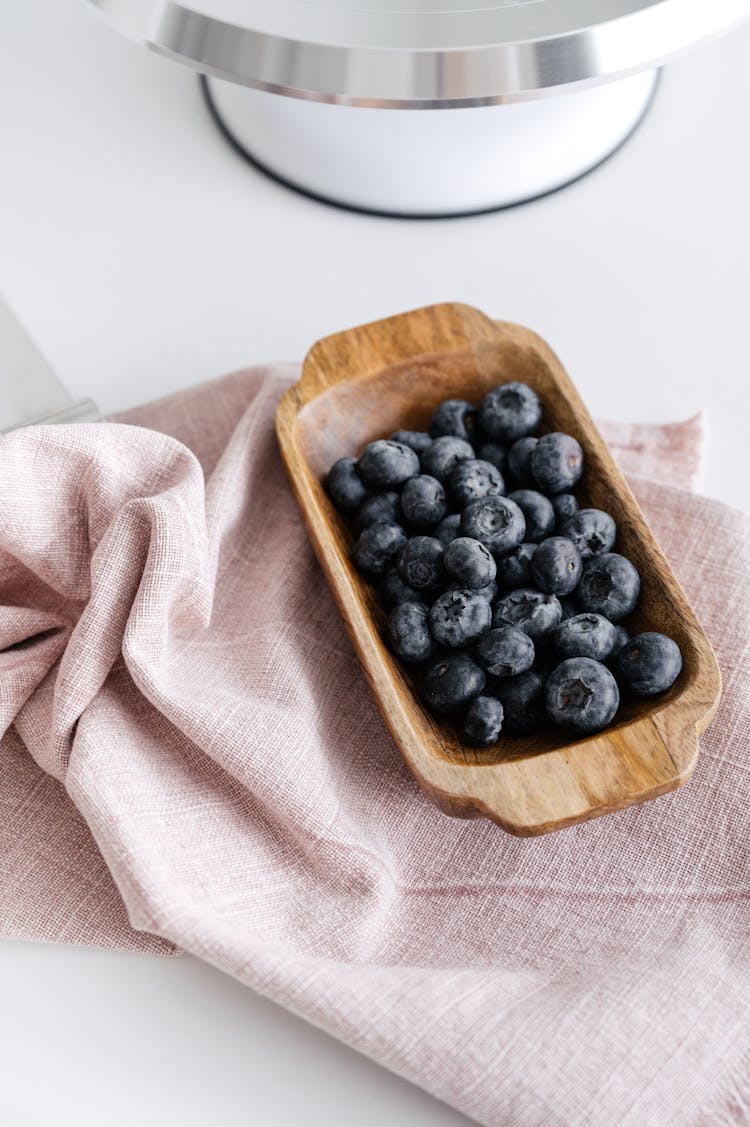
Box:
[276,304,721,836]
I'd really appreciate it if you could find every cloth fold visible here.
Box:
[1,366,749,1127]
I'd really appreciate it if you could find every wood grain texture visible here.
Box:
[275,304,722,836]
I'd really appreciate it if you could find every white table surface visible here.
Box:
[1,4,748,1125]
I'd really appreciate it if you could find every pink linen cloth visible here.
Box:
[1,366,749,1127]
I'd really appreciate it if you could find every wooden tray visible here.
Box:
[275,303,721,836]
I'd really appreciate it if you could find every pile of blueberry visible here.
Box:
[326,382,683,746]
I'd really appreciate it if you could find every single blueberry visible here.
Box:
[421,654,486,716]
[476,626,535,678]
[353,521,407,577]
[443,537,497,590]
[507,437,539,487]
[389,429,433,456]
[376,569,425,610]
[398,536,445,591]
[493,588,563,642]
[508,489,555,542]
[530,536,583,596]
[387,602,435,665]
[358,439,420,489]
[449,459,506,508]
[617,632,683,696]
[576,553,640,622]
[496,543,536,590]
[429,589,492,649]
[530,432,584,494]
[400,474,447,530]
[460,495,526,555]
[552,613,617,661]
[544,658,620,735]
[433,513,462,547]
[562,508,616,559]
[326,457,369,513]
[462,696,504,746]
[477,442,508,476]
[479,382,543,442]
[421,435,476,484]
[353,491,401,533]
[494,671,546,734]
[430,399,477,442]
[552,493,579,527]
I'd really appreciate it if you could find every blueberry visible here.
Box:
[462,696,504,746]
[326,457,369,513]
[421,654,486,716]
[494,671,546,734]
[493,588,563,642]
[559,597,577,622]
[353,521,407,576]
[530,537,583,596]
[429,589,492,648]
[479,382,542,442]
[400,475,447,530]
[376,569,425,610]
[460,496,526,555]
[507,489,555,543]
[449,459,506,508]
[552,493,579,526]
[476,626,535,678]
[496,543,536,590]
[430,399,477,442]
[387,602,435,664]
[552,613,617,661]
[353,491,401,533]
[477,442,508,476]
[606,625,631,671]
[398,536,445,591]
[389,429,432,455]
[576,553,640,622]
[358,439,420,489]
[531,432,584,494]
[562,508,616,559]
[433,513,462,546]
[421,436,476,485]
[443,537,497,590]
[616,632,683,696]
[472,578,498,604]
[544,658,619,735]
[507,437,538,487]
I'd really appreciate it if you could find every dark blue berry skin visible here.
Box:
[605,624,630,672]
[552,493,579,527]
[476,626,535,678]
[508,489,555,543]
[429,589,492,649]
[544,658,619,735]
[479,382,543,442]
[616,632,683,696]
[496,543,536,591]
[559,597,577,622]
[389,429,432,456]
[400,475,447,530]
[358,439,421,489]
[472,579,498,605]
[443,537,497,590]
[326,457,369,513]
[449,459,506,508]
[477,442,508,476]
[421,654,486,716]
[421,436,475,484]
[430,399,477,442]
[376,569,425,610]
[562,508,616,559]
[398,536,445,591]
[462,696,504,746]
[353,521,407,577]
[531,536,583,596]
[507,437,538,487]
[460,496,526,556]
[353,491,401,533]
[576,553,640,623]
[552,613,617,661]
[493,588,562,642]
[494,671,546,734]
[387,602,435,664]
[433,513,462,546]
[531,432,584,494]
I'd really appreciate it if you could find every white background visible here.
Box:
[0,3,748,1125]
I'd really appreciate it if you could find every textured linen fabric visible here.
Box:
[1,366,749,1126]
